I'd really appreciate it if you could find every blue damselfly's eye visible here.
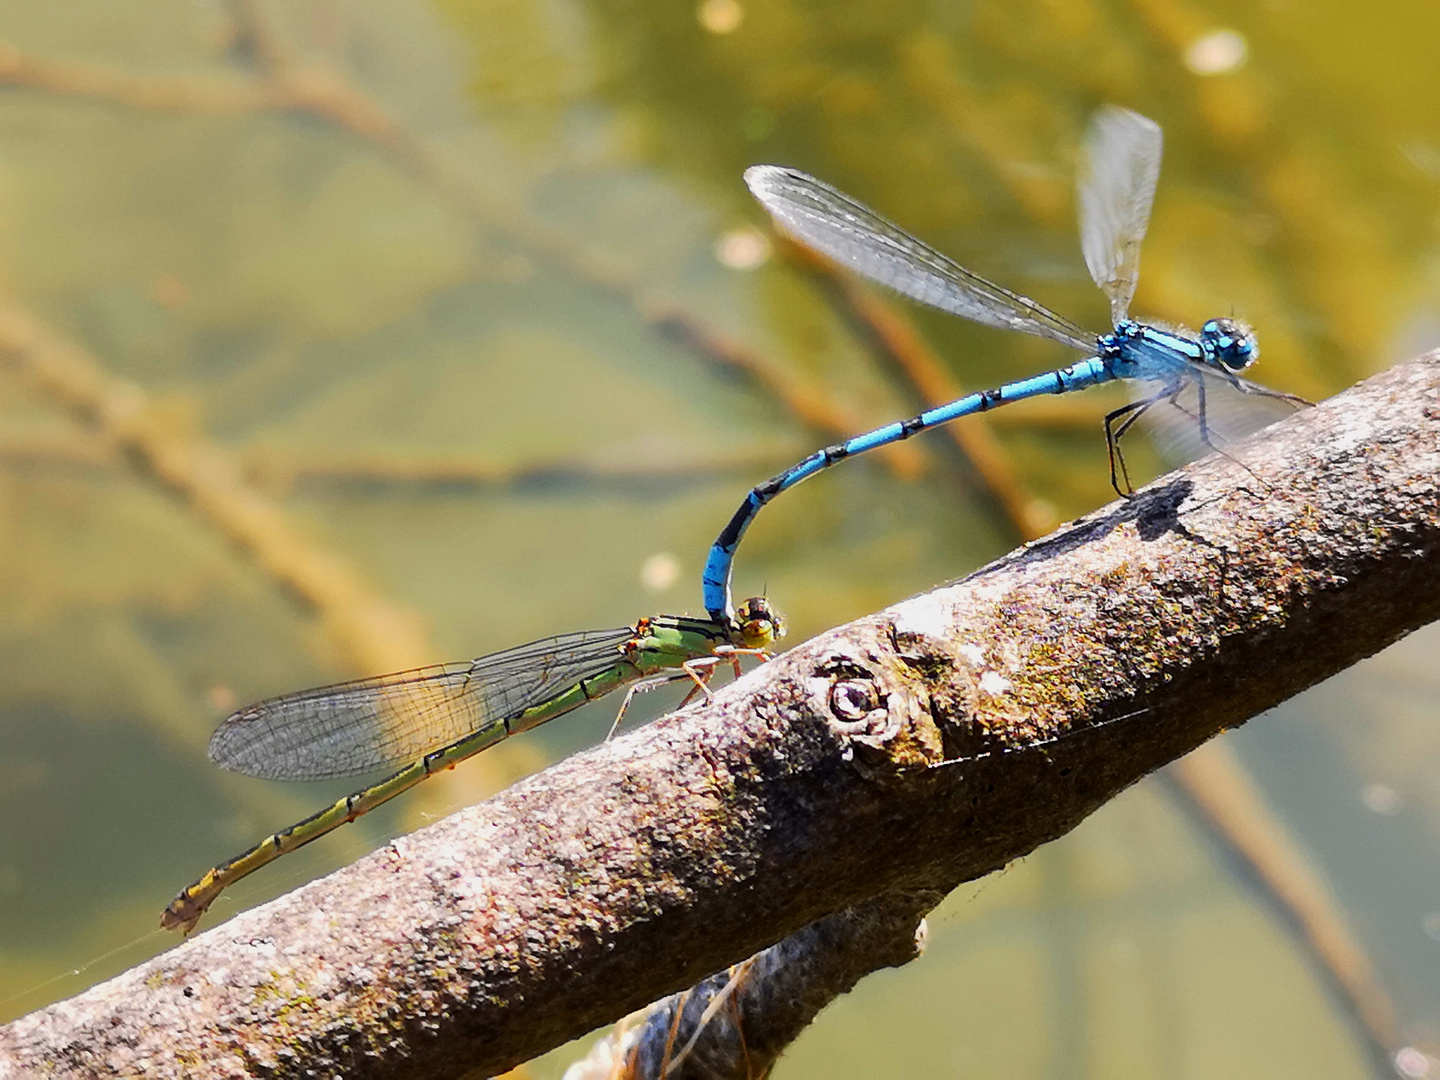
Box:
[1201,317,1258,372]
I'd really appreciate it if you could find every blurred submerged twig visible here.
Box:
[0,301,430,677]
[1162,750,1401,1063]
[241,446,806,498]
[0,7,924,480]
[0,391,806,501]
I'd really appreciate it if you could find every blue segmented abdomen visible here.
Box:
[702,354,1113,619]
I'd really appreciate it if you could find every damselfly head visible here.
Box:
[732,596,786,649]
[1201,317,1258,372]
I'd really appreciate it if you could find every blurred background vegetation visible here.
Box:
[0,0,1437,1076]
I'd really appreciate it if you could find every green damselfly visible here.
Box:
[162,597,784,933]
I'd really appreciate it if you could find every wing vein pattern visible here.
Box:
[745,165,1096,351]
[1078,106,1163,325]
[208,627,635,780]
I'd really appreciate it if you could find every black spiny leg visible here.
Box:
[1103,398,1154,496]
[1103,381,1190,496]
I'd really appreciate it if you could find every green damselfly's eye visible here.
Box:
[733,596,785,648]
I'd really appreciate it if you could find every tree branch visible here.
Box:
[568,891,937,1080]
[2,353,1436,1078]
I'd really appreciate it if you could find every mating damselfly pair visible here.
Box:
[164,106,1303,932]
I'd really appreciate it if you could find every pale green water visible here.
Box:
[0,1,1437,1076]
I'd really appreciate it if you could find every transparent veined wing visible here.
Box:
[1137,363,1309,469]
[208,627,635,781]
[746,165,1096,352]
[1078,107,1163,326]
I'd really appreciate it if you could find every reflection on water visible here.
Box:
[0,0,1437,1075]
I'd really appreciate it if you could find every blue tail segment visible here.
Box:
[706,110,1304,620]
[703,357,1114,620]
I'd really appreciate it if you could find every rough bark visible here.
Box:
[1,353,1436,1079]
[567,891,938,1080]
